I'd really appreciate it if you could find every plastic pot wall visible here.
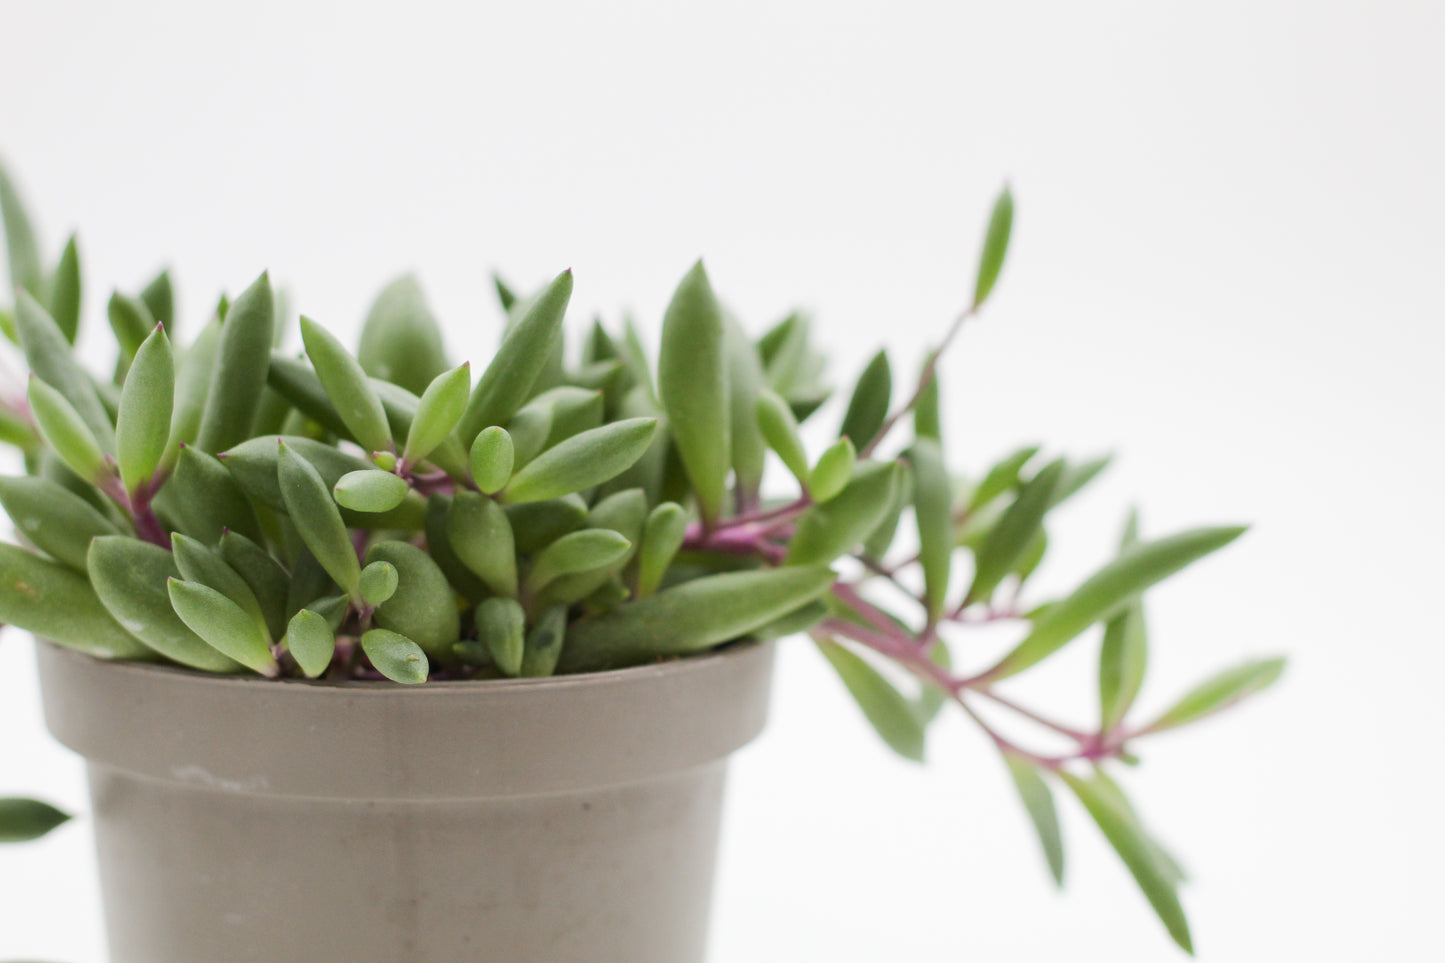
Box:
[35,639,776,963]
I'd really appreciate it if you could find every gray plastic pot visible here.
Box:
[35,638,776,963]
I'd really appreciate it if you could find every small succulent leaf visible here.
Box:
[754,388,810,489]
[167,577,277,676]
[967,458,1066,606]
[422,494,488,601]
[27,377,107,482]
[862,462,913,562]
[909,439,954,617]
[357,275,449,395]
[724,316,768,500]
[359,560,399,607]
[469,426,514,495]
[332,469,409,513]
[139,269,175,330]
[161,317,222,472]
[1052,454,1112,508]
[0,797,71,843]
[108,292,155,373]
[0,542,153,660]
[502,418,658,504]
[1098,598,1148,734]
[559,565,836,672]
[786,461,902,566]
[265,354,352,438]
[402,362,470,466]
[361,628,429,684]
[196,272,275,453]
[636,502,687,598]
[0,160,43,294]
[283,548,339,618]
[534,386,605,448]
[526,529,632,593]
[458,269,572,444]
[1060,769,1193,954]
[913,370,941,441]
[300,315,393,454]
[505,404,553,469]
[985,526,1247,681]
[277,441,361,598]
[520,604,567,678]
[222,434,370,511]
[973,186,1015,309]
[0,475,121,571]
[86,537,240,670]
[1143,658,1287,734]
[809,437,857,504]
[816,638,926,762]
[116,325,174,494]
[218,530,291,641]
[364,540,460,658]
[153,445,262,545]
[476,597,526,677]
[446,491,518,597]
[504,495,587,554]
[49,234,82,344]
[1003,752,1066,887]
[657,261,730,524]
[968,445,1041,515]
[170,533,270,641]
[492,273,518,312]
[16,290,115,448]
[284,608,335,678]
[912,639,952,726]
[839,349,892,451]
[619,318,657,401]
[586,488,648,542]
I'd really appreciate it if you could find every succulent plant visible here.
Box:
[0,161,1282,952]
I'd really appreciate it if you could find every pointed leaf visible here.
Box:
[285,608,335,678]
[1003,752,1065,886]
[0,160,43,294]
[839,350,892,451]
[162,316,221,472]
[218,531,291,641]
[725,317,768,499]
[300,315,392,454]
[967,445,1040,514]
[154,445,262,545]
[502,418,658,504]
[810,437,856,504]
[816,638,925,762]
[657,261,730,524]
[786,461,902,566]
[403,362,470,466]
[49,235,82,344]
[167,577,277,676]
[0,475,121,571]
[967,458,1065,606]
[27,376,106,482]
[171,533,270,641]
[755,388,810,488]
[476,597,526,677]
[914,370,941,441]
[357,274,449,395]
[15,291,114,446]
[108,292,155,374]
[973,186,1014,309]
[0,543,152,660]
[0,798,71,843]
[1143,658,1286,734]
[196,272,275,453]
[361,628,429,684]
[116,325,174,494]
[277,441,361,597]
[139,269,175,330]
[910,438,954,617]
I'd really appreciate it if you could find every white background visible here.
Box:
[1,1,1441,959]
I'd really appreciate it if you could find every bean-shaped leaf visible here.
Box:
[477,596,526,677]
[816,638,925,762]
[967,445,1040,514]
[195,272,275,453]
[446,491,518,597]
[973,185,1014,309]
[0,797,71,843]
[0,475,121,571]
[167,577,277,676]
[365,540,461,659]
[361,628,429,684]
[116,325,174,494]
[277,441,361,598]
[839,349,891,451]
[285,608,335,678]
[301,315,392,454]
[49,234,82,344]
[966,458,1065,606]
[657,261,730,525]
[983,526,1247,682]
[469,426,514,495]
[359,560,399,606]
[810,437,856,504]
[636,502,687,598]
[756,388,810,488]
[786,461,902,566]
[1142,658,1286,734]
[27,376,107,482]
[502,418,658,505]
[0,160,42,294]
[171,533,270,640]
[0,542,153,660]
[457,269,572,444]
[218,531,291,641]
[1060,769,1193,953]
[559,565,836,672]
[333,469,409,513]
[87,537,240,670]
[357,274,450,395]
[402,362,469,466]
[526,529,631,593]
[153,445,262,545]
[910,438,954,617]
[1003,752,1065,886]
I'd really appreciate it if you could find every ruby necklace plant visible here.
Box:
[0,162,1281,954]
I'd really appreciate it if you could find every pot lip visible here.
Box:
[37,637,765,696]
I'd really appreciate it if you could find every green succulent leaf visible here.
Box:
[0,797,71,843]
[467,426,515,495]
[446,491,518,597]
[913,369,941,442]
[786,461,903,567]
[973,185,1015,309]
[0,161,43,295]
[984,526,1247,682]
[357,275,450,395]
[167,577,278,676]
[912,639,952,726]
[657,261,730,524]
[1060,768,1193,954]
[810,437,856,504]
[967,445,1040,515]
[502,418,658,505]
[277,441,361,598]
[559,565,836,672]
[1053,454,1112,508]
[15,291,114,448]
[300,314,393,455]
[1099,509,1147,732]
[218,531,291,641]
[966,458,1065,606]
[361,628,429,684]
[862,462,912,562]
[49,234,82,344]
[526,529,632,594]
[505,403,553,469]
[222,435,370,511]
[139,269,175,331]
[154,445,262,545]
[816,638,926,762]
[196,272,275,453]
[0,542,153,660]
[108,292,155,374]
[839,350,892,451]
[359,560,399,606]
[520,604,567,678]
[476,596,526,677]
[909,438,954,618]
[333,469,409,514]
[755,388,810,489]
[725,317,768,500]
[402,362,470,467]
[505,495,587,554]
[284,608,335,679]
[171,532,270,641]
[116,325,174,494]
[365,540,461,659]
[161,316,221,473]
[1003,752,1065,887]
[1142,658,1286,734]
[27,376,108,483]
[636,502,687,598]
[0,475,122,571]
